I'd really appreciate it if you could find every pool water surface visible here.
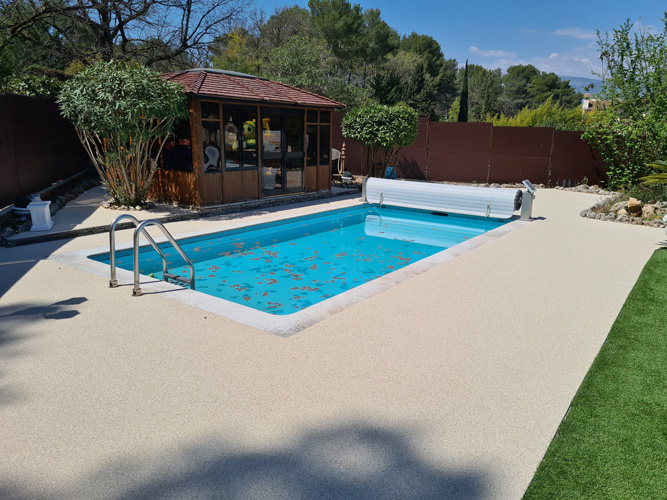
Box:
[91,205,507,315]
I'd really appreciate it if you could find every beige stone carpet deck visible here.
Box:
[0,188,664,499]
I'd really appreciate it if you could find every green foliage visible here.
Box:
[341,104,418,176]
[641,160,667,185]
[582,19,667,189]
[457,61,469,122]
[211,30,261,75]
[491,97,591,131]
[468,65,502,121]
[500,64,540,116]
[524,247,667,499]
[261,35,334,94]
[527,72,582,108]
[58,60,188,206]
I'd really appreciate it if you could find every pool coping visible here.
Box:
[50,209,530,337]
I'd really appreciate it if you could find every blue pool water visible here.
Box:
[91,205,506,315]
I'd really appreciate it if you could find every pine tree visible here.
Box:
[457,60,469,122]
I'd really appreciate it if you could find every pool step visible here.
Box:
[163,272,194,288]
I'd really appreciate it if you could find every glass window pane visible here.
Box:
[306,125,318,167]
[319,125,330,167]
[262,110,282,154]
[285,157,303,189]
[285,112,304,153]
[242,107,257,169]
[201,102,219,120]
[307,110,317,123]
[202,120,221,173]
[320,110,330,123]
[223,106,240,170]
[262,159,282,193]
[162,118,193,172]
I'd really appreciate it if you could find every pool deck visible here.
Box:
[0,187,664,499]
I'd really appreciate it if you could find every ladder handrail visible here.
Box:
[109,214,166,287]
[132,219,196,296]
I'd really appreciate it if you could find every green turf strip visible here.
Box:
[523,247,667,500]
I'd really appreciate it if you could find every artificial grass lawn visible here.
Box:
[523,248,667,500]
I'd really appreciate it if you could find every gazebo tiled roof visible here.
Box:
[163,69,344,108]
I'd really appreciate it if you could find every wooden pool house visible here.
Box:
[151,69,344,207]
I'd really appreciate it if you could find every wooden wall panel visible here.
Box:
[150,170,199,206]
[223,169,259,203]
[305,167,317,192]
[316,165,330,191]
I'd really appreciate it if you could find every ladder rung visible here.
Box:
[164,272,193,285]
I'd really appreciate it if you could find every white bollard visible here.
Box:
[28,201,54,231]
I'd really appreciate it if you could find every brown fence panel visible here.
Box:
[427,122,492,182]
[396,117,428,179]
[0,95,20,207]
[331,111,607,186]
[551,131,605,186]
[489,127,552,184]
[331,111,363,175]
[0,93,89,207]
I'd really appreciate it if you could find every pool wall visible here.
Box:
[51,203,529,336]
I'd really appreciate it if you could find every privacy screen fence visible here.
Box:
[332,112,605,186]
[1,94,89,208]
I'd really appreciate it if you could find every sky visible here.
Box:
[252,0,666,79]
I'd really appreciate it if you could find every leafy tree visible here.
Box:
[0,0,250,71]
[58,60,189,206]
[400,32,445,79]
[260,5,314,49]
[527,72,581,109]
[582,18,667,188]
[308,0,364,78]
[467,64,502,120]
[211,29,261,75]
[457,60,469,122]
[500,64,540,116]
[358,8,398,87]
[341,104,418,177]
[262,35,334,94]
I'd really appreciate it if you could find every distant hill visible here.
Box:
[560,75,603,96]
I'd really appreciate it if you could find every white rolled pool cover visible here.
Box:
[364,178,523,219]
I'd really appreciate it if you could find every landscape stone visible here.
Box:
[626,198,642,216]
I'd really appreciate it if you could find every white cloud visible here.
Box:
[549,53,559,59]
[554,27,597,40]
[469,46,517,58]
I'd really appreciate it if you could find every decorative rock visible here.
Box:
[617,208,628,216]
[642,204,656,216]
[626,198,643,216]
[611,201,627,212]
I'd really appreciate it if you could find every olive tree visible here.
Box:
[58,60,188,206]
[341,104,418,177]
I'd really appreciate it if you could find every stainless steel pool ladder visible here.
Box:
[108,214,195,296]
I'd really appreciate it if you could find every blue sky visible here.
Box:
[252,0,665,78]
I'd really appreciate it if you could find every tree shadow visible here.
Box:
[0,297,87,407]
[0,423,488,500]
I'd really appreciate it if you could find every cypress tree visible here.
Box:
[457,60,469,122]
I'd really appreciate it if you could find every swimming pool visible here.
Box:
[90,205,507,316]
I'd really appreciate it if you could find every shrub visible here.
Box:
[490,97,591,131]
[582,19,667,189]
[58,60,188,206]
[341,104,418,177]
